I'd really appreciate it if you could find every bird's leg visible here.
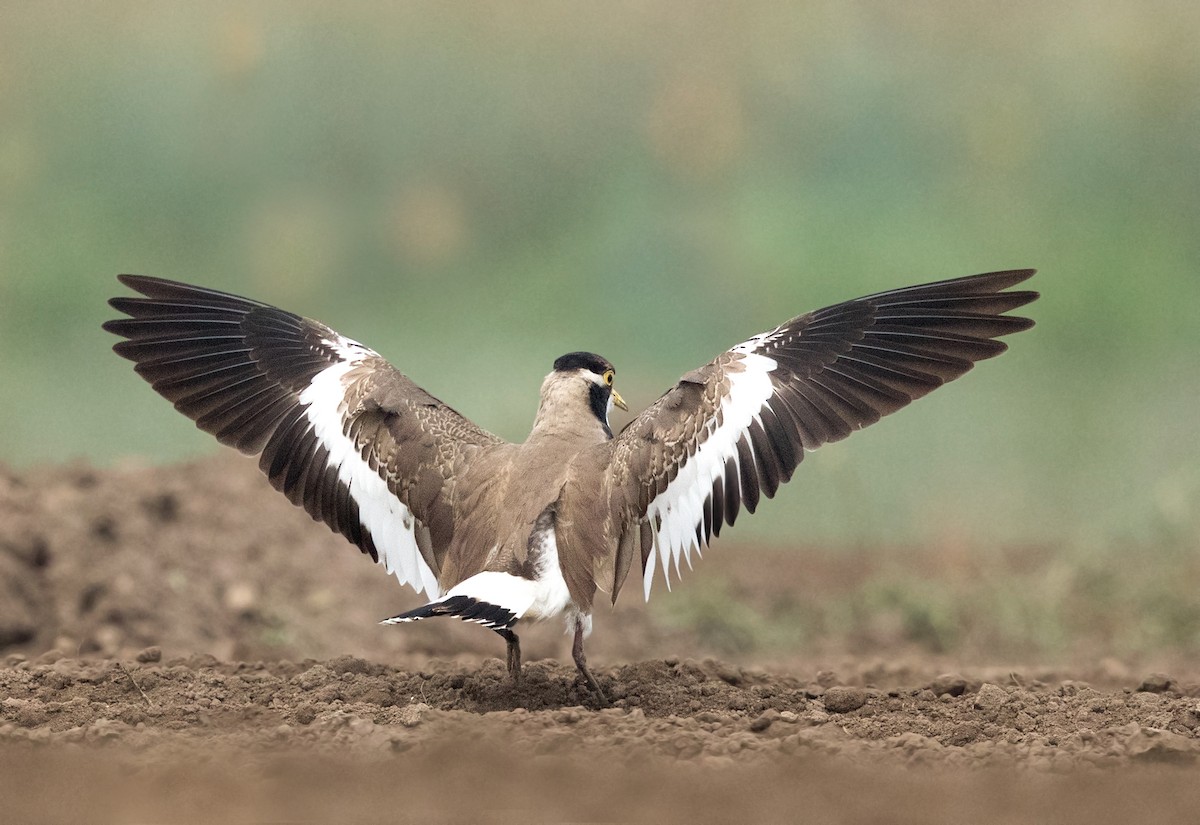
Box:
[496,629,521,685]
[572,618,608,705]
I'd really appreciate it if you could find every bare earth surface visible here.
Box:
[2,457,1199,823]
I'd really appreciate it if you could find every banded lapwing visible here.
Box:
[105,270,1037,700]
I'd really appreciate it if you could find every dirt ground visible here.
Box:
[2,456,1199,824]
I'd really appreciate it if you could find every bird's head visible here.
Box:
[534,351,628,439]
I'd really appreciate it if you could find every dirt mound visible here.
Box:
[0,454,686,667]
[2,457,1199,822]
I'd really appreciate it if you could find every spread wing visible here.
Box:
[104,275,504,597]
[601,269,1038,602]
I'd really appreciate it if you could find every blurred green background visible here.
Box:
[2,0,1197,553]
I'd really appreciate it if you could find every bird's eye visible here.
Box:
[603,370,614,386]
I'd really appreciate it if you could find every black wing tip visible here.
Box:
[989,271,1038,334]
[967,267,1037,288]
[101,318,127,336]
[871,268,1038,300]
[992,267,1036,280]
[965,269,1040,314]
[111,273,273,311]
[1003,313,1037,334]
[106,281,143,332]
[115,273,179,295]
[868,269,1039,334]
[988,265,1039,315]
[106,295,134,314]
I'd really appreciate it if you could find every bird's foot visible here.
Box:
[572,620,609,706]
[578,666,608,706]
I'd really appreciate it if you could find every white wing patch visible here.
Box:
[641,351,777,600]
[298,336,442,598]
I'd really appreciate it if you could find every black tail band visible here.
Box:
[383,595,518,631]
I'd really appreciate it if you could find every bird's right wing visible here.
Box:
[104,275,504,597]
[597,269,1037,603]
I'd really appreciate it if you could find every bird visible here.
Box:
[105,269,1037,701]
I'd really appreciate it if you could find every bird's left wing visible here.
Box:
[595,269,1038,603]
[104,275,504,597]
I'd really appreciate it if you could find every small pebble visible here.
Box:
[931,673,968,697]
[748,709,779,732]
[716,663,743,686]
[973,683,1009,711]
[398,702,429,728]
[1137,673,1173,694]
[748,716,773,733]
[823,686,867,714]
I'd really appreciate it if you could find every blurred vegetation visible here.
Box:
[1,1,1198,555]
[657,537,1200,661]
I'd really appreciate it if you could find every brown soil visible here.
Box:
[2,456,1199,824]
